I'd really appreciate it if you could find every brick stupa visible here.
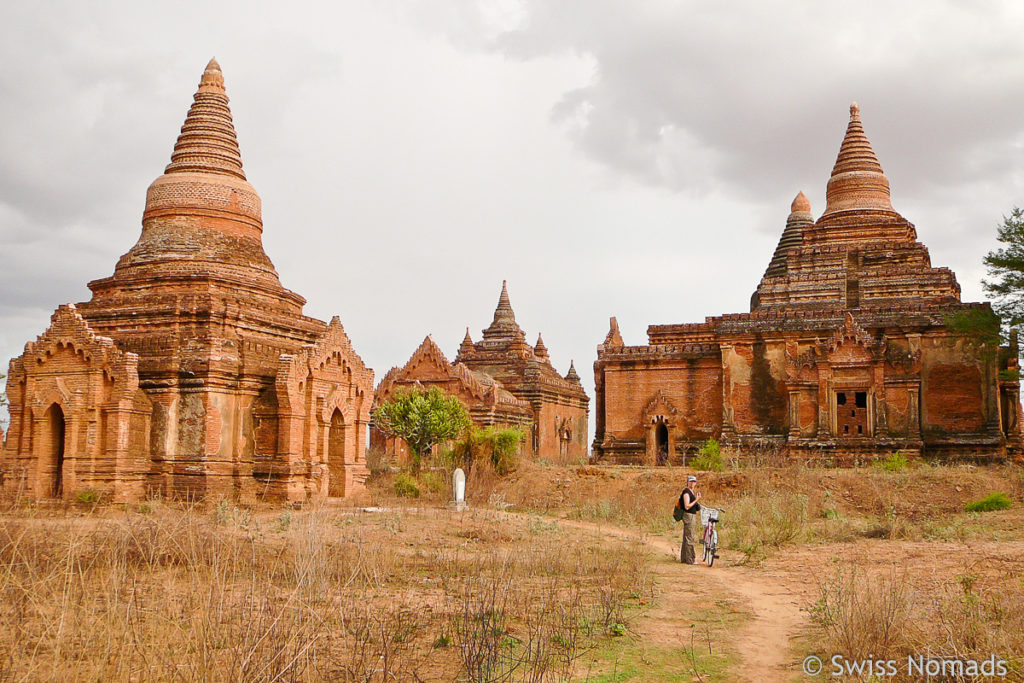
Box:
[2,60,373,502]
[594,104,1021,464]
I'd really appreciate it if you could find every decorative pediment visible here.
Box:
[828,313,877,352]
[18,304,141,402]
[276,316,373,414]
[826,313,887,364]
[641,390,680,425]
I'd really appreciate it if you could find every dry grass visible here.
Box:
[811,558,1024,680]
[495,462,1024,563]
[0,500,653,682]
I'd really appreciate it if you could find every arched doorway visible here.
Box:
[327,409,346,497]
[44,404,66,498]
[655,422,669,466]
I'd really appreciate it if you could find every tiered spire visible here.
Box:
[482,280,524,340]
[108,59,281,294]
[459,327,475,356]
[762,191,813,280]
[822,103,894,217]
[565,361,580,383]
[494,280,515,322]
[534,333,549,360]
[164,58,246,180]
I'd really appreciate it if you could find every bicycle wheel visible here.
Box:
[707,529,718,567]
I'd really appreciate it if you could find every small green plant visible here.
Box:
[419,470,445,494]
[874,451,909,472]
[690,438,724,472]
[965,492,1012,512]
[74,489,101,504]
[394,471,421,498]
[276,511,293,531]
[821,507,840,520]
[608,622,627,636]
[212,499,233,525]
[433,633,452,648]
[136,502,153,514]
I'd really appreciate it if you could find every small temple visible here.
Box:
[372,282,589,461]
[593,104,1022,464]
[1,59,374,502]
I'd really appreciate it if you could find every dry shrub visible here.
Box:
[436,533,653,682]
[724,490,809,563]
[926,561,1024,672]
[811,566,917,660]
[812,559,1024,680]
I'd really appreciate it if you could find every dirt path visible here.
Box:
[554,517,808,682]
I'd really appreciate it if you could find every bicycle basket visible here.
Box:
[700,507,720,526]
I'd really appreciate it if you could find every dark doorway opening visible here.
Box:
[328,409,346,497]
[45,404,66,498]
[655,423,669,465]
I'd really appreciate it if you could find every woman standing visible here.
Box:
[678,475,701,564]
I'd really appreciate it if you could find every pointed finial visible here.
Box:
[566,360,580,382]
[199,57,225,94]
[534,332,549,360]
[790,191,811,214]
[491,280,515,323]
[458,326,475,356]
[850,101,860,119]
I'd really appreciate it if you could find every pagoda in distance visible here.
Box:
[593,103,1021,465]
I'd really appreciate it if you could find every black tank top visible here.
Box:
[679,487,700,513]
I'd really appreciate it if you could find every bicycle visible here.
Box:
[699,507,723,567]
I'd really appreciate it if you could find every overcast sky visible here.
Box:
[2,1,1023,437]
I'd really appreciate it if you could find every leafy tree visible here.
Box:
[983,207,1024,331]
[372,386,471,474]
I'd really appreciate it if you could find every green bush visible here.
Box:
[489,427,523,475]
[874,451,909,473]
[965,492,1012,513]
[75,489,101,504]
[394,472,421,498]
[690,438,724,472]
[419,471,446,494]
[454,426,524,476]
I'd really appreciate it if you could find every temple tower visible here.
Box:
[3,60,373,502]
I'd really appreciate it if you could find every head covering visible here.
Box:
[687,475,697,482]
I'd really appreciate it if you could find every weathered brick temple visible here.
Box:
[594,104,1022,464]
[373,282,589,461]
[1,59,373,502]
